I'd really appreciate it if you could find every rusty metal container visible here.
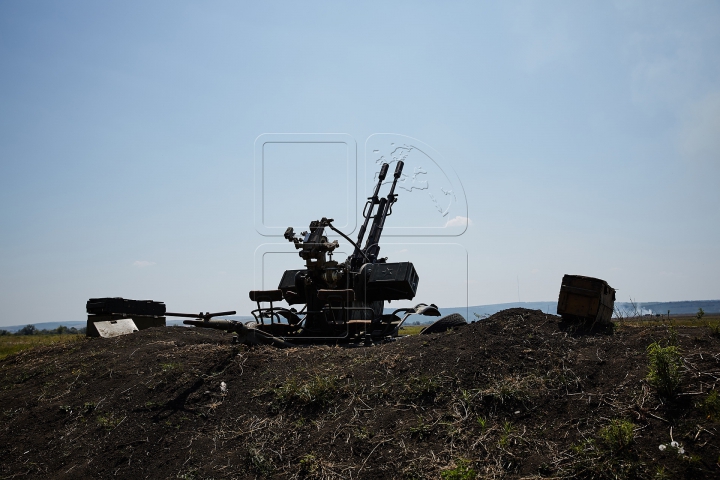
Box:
[557,275,615,324]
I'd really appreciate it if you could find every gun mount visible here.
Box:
[185,160,459,346]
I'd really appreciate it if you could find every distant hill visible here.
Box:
[636,300,720,315]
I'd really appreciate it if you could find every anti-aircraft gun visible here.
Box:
[184,161,447,346]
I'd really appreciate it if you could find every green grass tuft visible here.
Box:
[646,341,683,398]
[599,419,635,452]
[441,458,476,480]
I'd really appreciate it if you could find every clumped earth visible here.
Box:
[1,308,719,479]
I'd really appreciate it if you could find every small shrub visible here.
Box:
[599,419,634,452]
[441,458,476,480]
[696,308,705,321]
[646,341,683,398]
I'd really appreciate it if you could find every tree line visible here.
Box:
[0,325,86,336]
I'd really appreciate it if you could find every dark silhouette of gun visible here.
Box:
[361,160,404,264]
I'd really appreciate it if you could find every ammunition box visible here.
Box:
[86,297,166,316]
[357,262,419,301]
[557,275,615,324]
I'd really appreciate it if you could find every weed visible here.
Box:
[161,362,180,372]
[498,421,513,448]
[502,420,512,435]
[176,468,198,480]
[402,459,429,480]
[570,439,595,455]
[706,321,720,337]
[299,453,320,476]
[598,419,634,452]
[698,390,720,420]
[409,416,433,440]
[441,458,476,480]
[646,341,683,398]
[273,373,340,409]
[247,445,274,475]
[476,415,487,431]
[353,426,373,441]
[401,374,442,401]
[292,416,306,429]
[96,413,121,430]
[668,323,678,346]
[655,466,670,479]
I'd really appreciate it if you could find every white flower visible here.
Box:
[678,447,685,455]
[670,441,679,448]
[220,381,227,393]
[659,444,667,451]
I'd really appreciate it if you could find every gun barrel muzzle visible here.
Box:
[379,163,389,181]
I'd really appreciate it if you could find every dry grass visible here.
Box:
[398,325,424,335]
[618,315,720,328]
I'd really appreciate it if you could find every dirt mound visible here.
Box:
[1,308,719,479]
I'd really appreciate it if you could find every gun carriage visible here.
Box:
[184,160,445,346]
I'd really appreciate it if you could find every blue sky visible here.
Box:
[1,1,719,326]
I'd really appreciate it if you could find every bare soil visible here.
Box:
[1,308,719,479]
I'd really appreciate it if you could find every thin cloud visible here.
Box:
[444,216,473,228]
[132,260,156,268]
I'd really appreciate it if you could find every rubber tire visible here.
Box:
[421,313,467,335]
